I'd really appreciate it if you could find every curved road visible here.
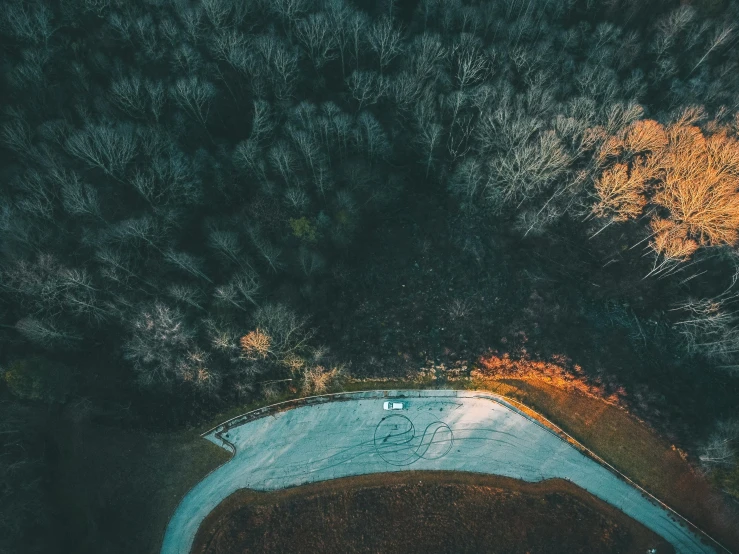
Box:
[161,390,715,554]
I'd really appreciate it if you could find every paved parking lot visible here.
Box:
[161,390,714,554]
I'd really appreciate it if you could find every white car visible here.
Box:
[383,401,404,410]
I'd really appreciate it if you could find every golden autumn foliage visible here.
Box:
[649,218,700,261]
[282,353,306,372]
[592,163,647,222]
[472,352,626,405]
[239,328,271,359]
[622,119,668,155]
[300,364,343,395]
[653,124,739,260]
[591,110,739,262]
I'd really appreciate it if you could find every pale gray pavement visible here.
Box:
[161,390,715,554]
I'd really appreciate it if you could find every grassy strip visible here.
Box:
[192,471,673,554]
[50,420,231,554]
[470,377,739,552]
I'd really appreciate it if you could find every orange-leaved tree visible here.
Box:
[240,328,272,359]
[591,107,739,275]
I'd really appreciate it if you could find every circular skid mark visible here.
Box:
[374,415,454,466]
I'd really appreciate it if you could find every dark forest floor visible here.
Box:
[315,193,739,441]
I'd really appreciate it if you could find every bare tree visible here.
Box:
[163,249,213,283]
[170,76,216,127]
[3,254,67,314]
[590,162,647,233]
[325,104,353,159]
[59,267,113,322]
[233,139,269,184]
[7,47,50,93]
[289,126,324,179]
[408,32,446,82]
[266,0,310,27]
[0,108,34,158]
[209,27,247,62]
[284,187,310,211]
[295,12,338,69]
[652,5,696,57]
[56,170,101,219]
[353,111,391,162]
[202,0,232,30]
[446,111,474,162]
[110,74,147,119]
[94,246,157,291]
[672,271,739,369]
[324,0,354,75]
[170,43,203,74]
[177,4,206,42]
[15,317,80,349]
[250,303,316,361]
[574,64,619,105]
[254,35,299,100]
[346,70,389,111]
[346,9,370,70]
[12,169,56,221]
[486,130,573,209]
[123,302,203,388]
[179,347,221,393]
[247,226,284,272]
[271,43,300,100]
[65,123,138,178]
[208,229,252,271]
[268,140,299,186]
[250,99,275,144]
[203,316,240,355]
[167,283,207,311]
[131,148,202,210]
[414,119,444,178]
[110,76,165,123]
[589,111,739,276]
[390,71,424,111]
[448,33,491,90]
[690,23,734,75]
[699,420,739,468]
[446,298,472,319]
[130,14,162,62]
[448,157,484,206]
[214,270,260,310]
[367,16,403,73]
[4,1,56,45]
[313,161,334,196]
[111,215,170,251]
[602,101,644,136]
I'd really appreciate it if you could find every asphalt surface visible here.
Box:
[161,390,715,554]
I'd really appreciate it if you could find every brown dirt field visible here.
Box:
[192,471,673,554]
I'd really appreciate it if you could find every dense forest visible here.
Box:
[2,0,739,551]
